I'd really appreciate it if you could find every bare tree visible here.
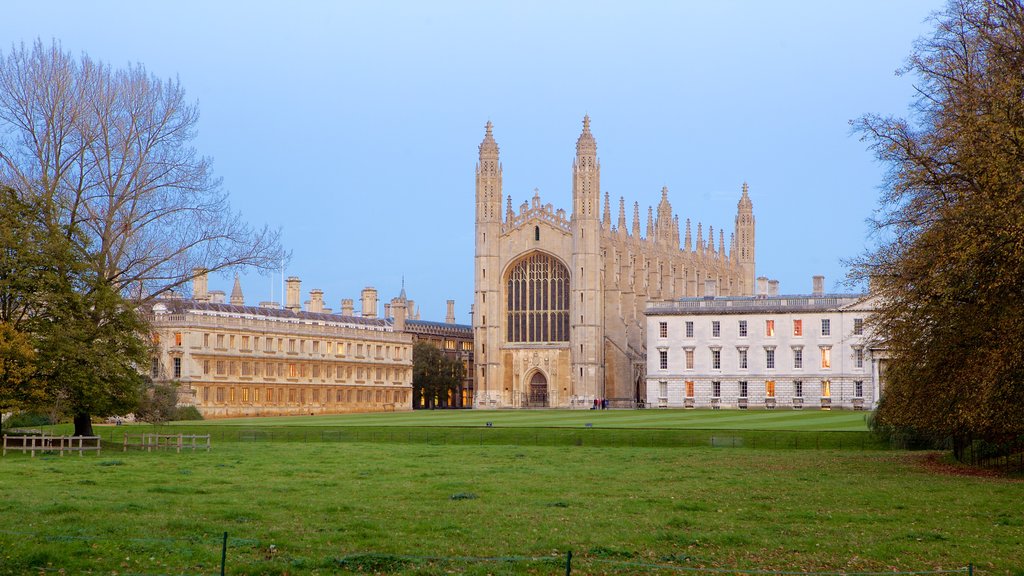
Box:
[0,39,284,302]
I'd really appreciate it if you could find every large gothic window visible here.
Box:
[506,252,570,343]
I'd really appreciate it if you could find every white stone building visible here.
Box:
[644,276,881,410]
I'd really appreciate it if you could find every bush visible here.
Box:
[173,405,204,421]
[2,412,53,430]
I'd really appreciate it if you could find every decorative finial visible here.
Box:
[742,181,749,196]
[485,120,493,135]
[583,114,591,132]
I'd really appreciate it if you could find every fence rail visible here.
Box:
[2,435,101,457]
[122,433,211,453]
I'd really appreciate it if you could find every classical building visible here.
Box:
[148,273,415,418]
[644,276,881,410]
[473,117,756,408]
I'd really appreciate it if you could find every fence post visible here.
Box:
[969,563,973,576]
[565,550,572,575]
[221,531,228,576]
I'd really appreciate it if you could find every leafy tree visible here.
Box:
[0,40,285,434]
[136,381,181,425]
[412,341,464,409]
[852,0,1024,460]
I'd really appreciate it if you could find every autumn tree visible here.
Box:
[412,341,464,409]
[0,40,284,434]
[852,0,1024,460]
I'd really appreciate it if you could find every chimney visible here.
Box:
[285,276,301,311]
[407,299,418,320]
[341,298,354,316]
[812,275,825,296]
[384,303,392,318]
[361,287,378,318]
[757,276,769,297]
[391,296,407,331]
[259,301,279,309]
[703,279,717,299]
[209,290,226,304]
[446,300,456,324]
[308,289,324,313]
[192,267,209,301]
[768,279,779,296]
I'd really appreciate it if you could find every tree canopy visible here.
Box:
[0,40,284,433]
[412,341,464,409]
[852,0,1024,458]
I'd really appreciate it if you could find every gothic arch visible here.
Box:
[503,251,571,343]
[524,369,549,407]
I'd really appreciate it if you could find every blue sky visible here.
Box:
[4,1,943,323]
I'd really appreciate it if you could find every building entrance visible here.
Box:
[527,372,548,407]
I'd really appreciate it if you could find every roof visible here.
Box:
[405,319,473,337]
[150,299,393,330]
[646,293,872,316]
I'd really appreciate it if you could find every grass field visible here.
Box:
[2,412,1021,575]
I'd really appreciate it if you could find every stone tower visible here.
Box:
[570,115,605,399]
[734,182,756,295]
[474,121,502,406]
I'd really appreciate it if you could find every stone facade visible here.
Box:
[473,117,756,408]
[148,274,414,418]
[645,280,880,410]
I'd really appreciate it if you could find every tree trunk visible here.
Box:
[73,413,94,437]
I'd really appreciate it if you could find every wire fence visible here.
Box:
[74,425,892,451]
[0,529,976,576]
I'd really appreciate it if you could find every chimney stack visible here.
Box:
[757,276,769,297]
[341,298,354,317]
[446,300,456,324]
[308,288,324,313]
[768,279,779,297]
[361,287,378,318]
[209,290,225,304]
[192,267,209,302]
[812,275,825,296]
[285,276,301,311]
[391,296,407,331]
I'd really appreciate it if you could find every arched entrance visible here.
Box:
[527,371,548,407]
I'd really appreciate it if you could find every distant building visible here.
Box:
[645,276,880,410]
[473,117,756,408]
[148,272,421,418]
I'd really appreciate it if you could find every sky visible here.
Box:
[3,1,946,324]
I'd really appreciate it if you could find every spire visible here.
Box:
[476,120,502,223]
[632,201,641,237]
[506,195,513,222]
[708,225,715,254]
[685,218,692,252]
[230,274,244,306]
[617,196,627,236]
[573,115,600,219]
[696,222,703,252]
[656,186,673,246]
[576,114,596,157]
[719,230,726,259]
[479,120,499,159]
[646,206,654,240]
[673,215,680,248]
[602,191,611,230]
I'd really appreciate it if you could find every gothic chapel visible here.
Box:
[473,117,756,408]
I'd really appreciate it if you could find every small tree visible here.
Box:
[852,0,1024,460]
[136,381,180,425]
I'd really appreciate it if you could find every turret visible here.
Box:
[474,121,503,406]
[230,274,244,306]
[734,182,756,295]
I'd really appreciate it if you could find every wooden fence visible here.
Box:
[2,435,101,457]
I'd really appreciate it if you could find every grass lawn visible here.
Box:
[173,408,874,431]
[1,440,1021,575]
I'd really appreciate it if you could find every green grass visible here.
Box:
[175,408,875,431]
[1,440,1021,575]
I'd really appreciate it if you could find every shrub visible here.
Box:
[173,405,204,421]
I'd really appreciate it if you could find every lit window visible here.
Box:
[659,322,668,338]
[685,349,694,370]
[854,318,864,335]
[820,346,831,369]
[738,320,747,337]
[765,320,775,337]
[739,381,748,398]
[712,349,721,370]
[821,379,831,398]
[792,320,802,336]
[821,319,831,336]
[712,321,721,337]
[765,380,775,398]
[685,380,694,398]
[152,333,161,345]
[505,252,570,343]
[659,350,668,370]
[685,321,694,338]
[174,332,182,346]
